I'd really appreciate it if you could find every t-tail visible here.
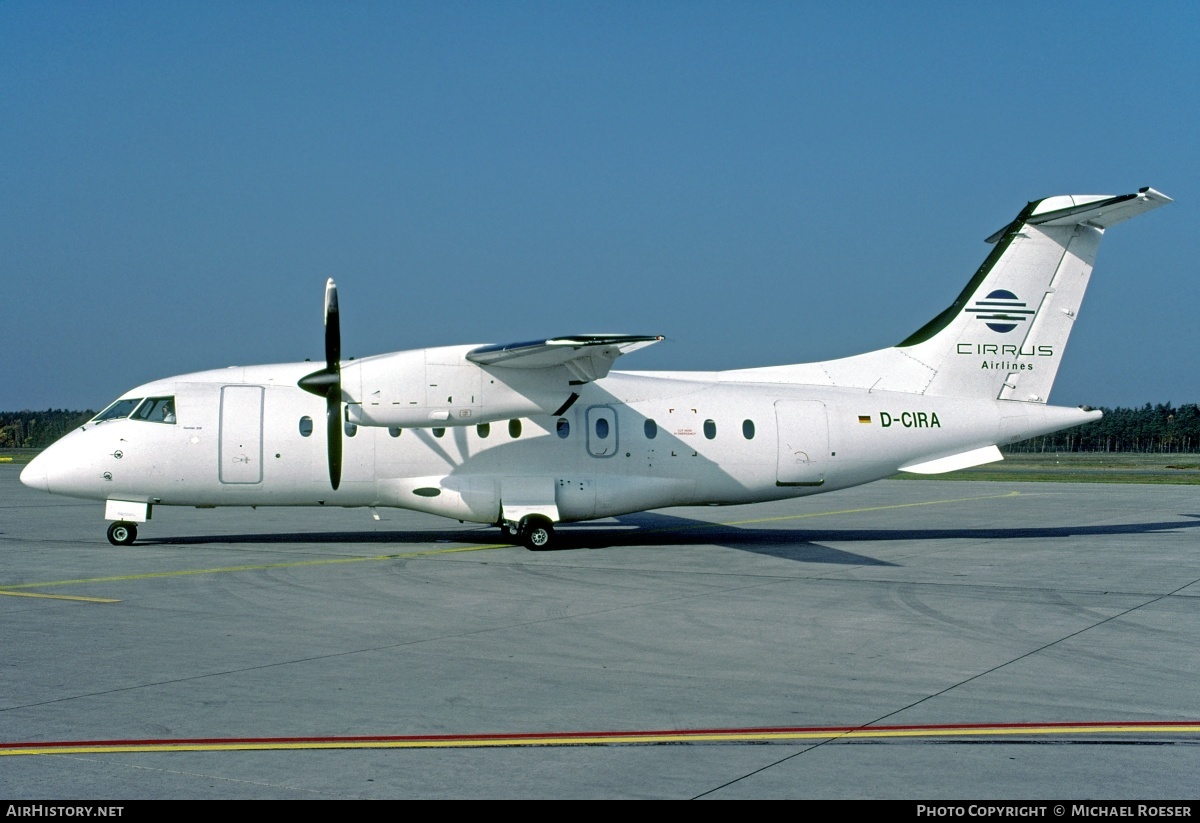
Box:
[729,187,1171,403]
[898,187,1171,402]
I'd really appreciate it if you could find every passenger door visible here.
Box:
[219,385,264,484]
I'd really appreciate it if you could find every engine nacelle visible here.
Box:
[342,345,577,429]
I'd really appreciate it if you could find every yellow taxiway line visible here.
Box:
[0,490,1022,601]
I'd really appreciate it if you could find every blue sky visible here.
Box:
[2,2,1196,411]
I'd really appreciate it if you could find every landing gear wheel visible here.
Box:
[499,522,516,539]
[107,521,137,546]
[519,518,555,551]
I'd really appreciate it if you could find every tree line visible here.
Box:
[0,409,95,449]
[4,403,1200,453]
[1003,403,1200,454]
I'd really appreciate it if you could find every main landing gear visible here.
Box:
[107,521,138,546]
[500,516,557,551]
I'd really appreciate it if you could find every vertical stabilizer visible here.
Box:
[896,188,1170,402]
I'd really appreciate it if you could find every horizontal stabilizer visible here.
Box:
[467,334,663,382]
[986,188,1171,243]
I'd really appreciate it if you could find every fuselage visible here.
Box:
[21,359,1095,526]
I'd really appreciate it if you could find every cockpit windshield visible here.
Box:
[132,397,176,424]
[91,396,176,424]
[92,398,142,423]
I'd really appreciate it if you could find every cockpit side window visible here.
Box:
[131,396,177,424]
[92,398,143,423]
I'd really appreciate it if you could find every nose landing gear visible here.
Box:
[106,521,138,546]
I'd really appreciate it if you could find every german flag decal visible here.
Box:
[858,415,871,424]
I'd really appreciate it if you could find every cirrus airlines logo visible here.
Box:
[966,289,1035,333]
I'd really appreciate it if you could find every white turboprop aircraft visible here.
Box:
[21,188,1170,550]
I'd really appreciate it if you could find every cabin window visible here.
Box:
[432,427,445,438]
[344,421,358,437]
[299,416,314,437]
[131,396,177,424]
[742,419,755,440]
[93,398,143,423]
[509,419,522,438]
[388,427,402,437]
[703,419,716,439]
[477,423,490,438]
[644,419,658,439]
[557,418,570,439]
[595,417,610,440]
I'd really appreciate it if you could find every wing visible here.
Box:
[466,334,664,383]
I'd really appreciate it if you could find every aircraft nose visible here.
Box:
[20,456,48,492]
[20,431,105,498]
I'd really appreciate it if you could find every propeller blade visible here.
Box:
[325,278,340,371]
[326,386,342,490]
[323,279,342,489]
[299,278,343,490]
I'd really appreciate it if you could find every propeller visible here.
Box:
[298,278,343,490]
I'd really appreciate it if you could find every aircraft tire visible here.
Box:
[107,521,137,546]
[520,518,555,551]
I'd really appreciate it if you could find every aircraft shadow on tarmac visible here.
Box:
[138,511,1200,567]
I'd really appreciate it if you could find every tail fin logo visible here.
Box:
[966,289,1035,333]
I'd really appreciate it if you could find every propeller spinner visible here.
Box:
[298,278,343,490]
